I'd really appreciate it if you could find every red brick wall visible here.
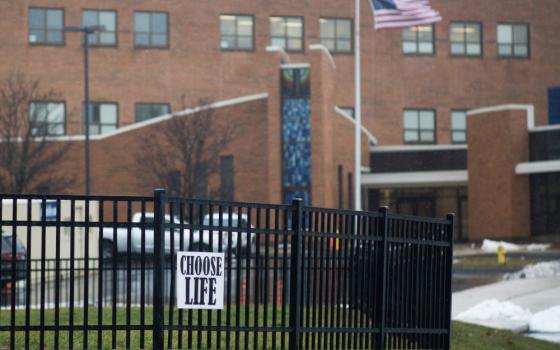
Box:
[1,0,557,143]
[467,108,531,240]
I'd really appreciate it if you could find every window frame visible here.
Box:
[134,102,171,123]
[319,17,354,54]
[28,100,67,136]
[269,15,305,53]
[81,9,118,47]
[497,23,530,59]
[85,101,119,135]
[401,24,435,56]
[219,14,255,52]
[450,109,468,144]
[449,21,483,58]
[133,11,169,49]
[403,108,437,145]
[28,7,65,46]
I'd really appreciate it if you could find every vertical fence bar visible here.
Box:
[444,214,455,350]
[288,198,303,350]
[153,189,166,350]
[375,207,389,350]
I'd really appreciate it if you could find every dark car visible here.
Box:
[1,232,27,287]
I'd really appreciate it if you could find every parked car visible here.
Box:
[101,212,191,258]
[1,232,27,287]
[194,213,256,255]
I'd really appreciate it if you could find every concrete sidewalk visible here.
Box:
[452,277,560,332]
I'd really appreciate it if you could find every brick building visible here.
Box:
[0,0,559,240]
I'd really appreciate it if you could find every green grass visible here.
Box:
[1,308,558,349]
[453,256,543,269]
[451,321,558,350]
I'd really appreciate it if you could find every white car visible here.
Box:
[190,213,255,255]
[101,212,190,258]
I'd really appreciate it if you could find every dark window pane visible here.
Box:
[135,104,170,122]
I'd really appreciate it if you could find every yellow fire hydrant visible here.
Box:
[497,245,506,265]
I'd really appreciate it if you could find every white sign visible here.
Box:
[176,252,225,309]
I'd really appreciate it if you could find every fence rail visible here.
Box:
[0,190,453,349]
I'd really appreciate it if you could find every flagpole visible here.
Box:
[354,0,362,211]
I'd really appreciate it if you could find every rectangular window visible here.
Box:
[86,102,118,135]
[135,103,170,122]
[402,25,434,55]
[81,10,117,46]
[450,22,482,56]
[497,24,529,58]
[134,11,168,48]
[320,18,352,53]
[28,8,64,44]
[220,15,254,50]
[403,109,436,144]
[451,110,467,144]
[220,156,235,201]
[29,102,65,136]
[270,16,303,52]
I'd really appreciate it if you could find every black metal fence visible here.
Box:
[0,190,454,349]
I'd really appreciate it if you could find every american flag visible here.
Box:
[370,0,442,30]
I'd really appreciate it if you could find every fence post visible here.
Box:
[289,198,303,350]
[444,213,455,350]
[153,189,166,350]
[375,207,389,350]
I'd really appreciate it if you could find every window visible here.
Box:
[28,8,64,44]
[81,10,117,46]
[86,103,118,135]
[451,110,467,144]
[29,102,65,136]
[220,156,235,200]
[270,16,303,51]
[134,12,168,48]
[450,22,482,56]
[403,109,436,144]
[220,15,254,50]
[320,18,352,53]
[135,103,170,122]
[402,25,434,55]
[497,24,529,58]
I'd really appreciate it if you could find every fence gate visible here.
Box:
[0,189,453,349]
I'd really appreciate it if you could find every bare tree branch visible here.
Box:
[0,72,75,193]
[133,97,239,199]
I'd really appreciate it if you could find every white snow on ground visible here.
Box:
[503,260,560,280]
[455,299,532,323]
[529,305,560,333]
[527,243,552,252]
[480,239,551,253]
[481,239,522,253]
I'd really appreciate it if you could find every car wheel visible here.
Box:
[102,240,115,260]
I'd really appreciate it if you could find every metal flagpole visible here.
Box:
[354,0,362,211]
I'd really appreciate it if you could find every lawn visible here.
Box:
[1,308,558,349]
[451,321,558,350]
[453,256,543,270]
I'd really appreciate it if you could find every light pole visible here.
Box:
[63,25,105,195]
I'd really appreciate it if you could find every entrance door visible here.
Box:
[397,197,435,217]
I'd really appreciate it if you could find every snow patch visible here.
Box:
[529,306,560,333]
[481,239,521,253]
[455,299,532,323]
[480,239,551,253]
[503,260,560,280]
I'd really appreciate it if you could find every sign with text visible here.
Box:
[176,252,225,309]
